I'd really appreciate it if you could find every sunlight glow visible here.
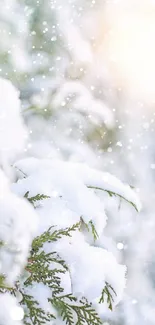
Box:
[96,0,155,101]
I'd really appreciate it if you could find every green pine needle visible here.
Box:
[24,192,50,206]
[87,186,138,212]
[50,295,102,325]
[99,282,117,311]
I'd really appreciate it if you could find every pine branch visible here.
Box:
[3,222,116,324]
[24,224,80,297]
[89,221,99,241]
[80,218,98,241]
[32,223,80,253]
[21,293,55,325]
[22,223,103,324]
[25,250,67,296]
[24,191,50,206]
[0,275,8,292]
[0,273,15,293]
[87,186,138,212]
[99,282,117,311]
[50,295,102,325]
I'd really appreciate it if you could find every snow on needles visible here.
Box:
[11,157,141,308]
[0,79,37,325]
[0,78,140,318]
[51,230,126,305]
[13,157,141,218]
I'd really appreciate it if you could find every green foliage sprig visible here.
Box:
[87,186,138,211]
[51,294,102,325]
[24,192,50,206]
[99,281,117,311]
[22,294,55,325]
[20,223,107,325]
[0,191,120,325]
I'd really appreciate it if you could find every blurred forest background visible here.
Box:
[1,0,155,324]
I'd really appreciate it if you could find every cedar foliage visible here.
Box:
[0,193,117,325]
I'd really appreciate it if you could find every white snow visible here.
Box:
[52,230,126,305]
[12,156,136,310]
[0,78,27,173]
[0,169,38,285]
[0,293,23,325]
[52,81,114,129]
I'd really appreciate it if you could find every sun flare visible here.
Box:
[95,0,155,101]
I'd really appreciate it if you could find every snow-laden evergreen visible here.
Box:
[1,1,155,325]
[0,78,140,324]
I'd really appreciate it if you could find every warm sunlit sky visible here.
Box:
[94,0,155,102]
